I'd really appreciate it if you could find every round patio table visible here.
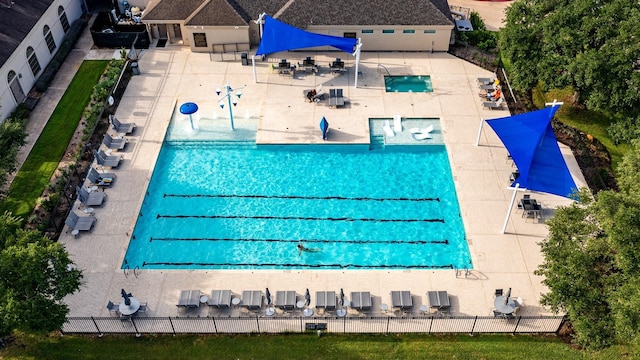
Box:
[494,296,516,315]
[119,297,141,316]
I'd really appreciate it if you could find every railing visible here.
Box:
[377,64,392,76]
[62,315,565,336]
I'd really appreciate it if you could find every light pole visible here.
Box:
[216,84,245,130]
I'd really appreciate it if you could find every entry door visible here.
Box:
[8,71,26,104]
[157,24,167,39]
[172,24,182,43]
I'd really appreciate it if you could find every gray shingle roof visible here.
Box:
[0,0,54,68]
[279,0,454,28]
[141,0,452,28]
[185,0,250,26]
[142,0,207,21]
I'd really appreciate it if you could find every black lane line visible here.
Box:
[163,193,440,202]
[141,261,454,269]
[156,214,445,223]
[149,237,449,245]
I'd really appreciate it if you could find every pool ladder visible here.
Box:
[377,64,391,77]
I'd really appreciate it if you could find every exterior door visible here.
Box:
[8,71,26,104]
[157,24,167,39]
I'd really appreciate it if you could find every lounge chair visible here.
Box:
[477,77,495,85]
[409,125,434,140]
[328,88,345,108]
[109,114,135,135]
[382,120,394,138]
[94,149,122,168]
[482,97,505,110]
[102,133,127,150]
[393,115,402,133]
[76,186,106,207]
[87,167,115,188]
[65,211,96,235]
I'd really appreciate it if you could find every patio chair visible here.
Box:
[494,289,503,297]
[65,211,96,235]
[87,167,115,188]
[137,302,148,316]
[329,88,345,108]
[107,301,120,316]
[102,133,127,150]
[382,120,394,138]
[482,97,505,110]
[76,186,106,207]
[109,114,136,135]
[94,149,122,168]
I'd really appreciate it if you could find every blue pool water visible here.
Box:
[385,75,433,93]
[123,143,471,270]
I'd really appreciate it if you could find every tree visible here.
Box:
[500,0,640,119]
[536,140,640,349]
[0,214,82,336]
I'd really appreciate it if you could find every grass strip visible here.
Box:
[2,332,635,360]
[1,60,108,218]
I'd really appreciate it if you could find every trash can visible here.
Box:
[241,53,248,66]
[131,60,140,75]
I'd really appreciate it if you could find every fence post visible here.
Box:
[256,316,261,334]
[556,315,568,334]
[343,315,346,333]
[428,316,433,334]
[168,317,176,335]
[211,316,217,334]
[90,316,103,337]
[386,317,390,334]
[513,316,522,335]
[131,317,140,337]
[470,316,478,336]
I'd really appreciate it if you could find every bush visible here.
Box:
[608,116,640,145]
[456,11,498,51]
[35,18,88,93]
[0,104,30,189]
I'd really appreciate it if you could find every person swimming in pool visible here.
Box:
[298,242,321,256]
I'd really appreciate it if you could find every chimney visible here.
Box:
[0,0,13,9]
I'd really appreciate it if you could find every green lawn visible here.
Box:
[1,333,635,360]
[0,61,108,218]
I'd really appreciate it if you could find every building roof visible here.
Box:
[0,0,54,68]
[279,0,454,28]
[142,0,207,21]
[142,0,453,28]
[185,0,250,27]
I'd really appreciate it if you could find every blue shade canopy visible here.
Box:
[256,16,357,56]
[486,105,577,198]
[320,116,329,140]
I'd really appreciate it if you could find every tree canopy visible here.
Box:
[500,0,640,119]
[536,140,640,349]
[0,212,81,336]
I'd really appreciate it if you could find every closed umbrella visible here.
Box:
[504,287,511,305]
[266,288,272,305]
[320,117,329,140]
[339,288,345,307]
[304,288,311,307]
[121,288,132,306]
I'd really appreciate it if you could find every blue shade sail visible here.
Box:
[256,15,357,56]
[486,105,577,198]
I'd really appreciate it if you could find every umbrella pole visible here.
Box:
[501,183,520,234]
[475,118,484,146]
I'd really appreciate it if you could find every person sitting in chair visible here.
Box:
[306,89,317,102]
[488,87,502,101]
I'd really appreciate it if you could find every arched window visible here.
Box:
[7,70,17,83]
[26,47,41,76]
[58,6,70,33]
[43,25,57,53]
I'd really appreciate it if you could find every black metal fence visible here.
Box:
[62,315,565,336]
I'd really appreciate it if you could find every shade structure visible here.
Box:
[320,117,329,140]
[179,102,198,115]
[256,15,357,55]
[486,104,577,198]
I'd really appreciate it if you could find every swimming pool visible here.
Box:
[123,143,471,270]
[385,76,433,93]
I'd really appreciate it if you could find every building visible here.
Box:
[0,0,83,123]
[142,0,454,53]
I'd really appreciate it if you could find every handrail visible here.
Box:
[377,64,391,76]
[133,265,140,278]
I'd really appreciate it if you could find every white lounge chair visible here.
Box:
[382,120,395,138]
[409,125,434,140]
[412,132,432,140]
[393,115,402,133]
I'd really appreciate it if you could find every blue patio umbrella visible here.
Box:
[320,116,329,140]
[179,102,198,130]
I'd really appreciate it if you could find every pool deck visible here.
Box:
[60,47,586,318]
